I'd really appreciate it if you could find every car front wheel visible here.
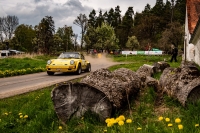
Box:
[76,64,82,75]
[47,71,54,75]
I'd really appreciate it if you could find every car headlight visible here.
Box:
[47,60,52,65]
[70,60,75,65]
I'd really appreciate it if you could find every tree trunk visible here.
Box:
[152,61,170,72]
[51,82,112,123]
[51,68,142,122]
[159,61,200,106]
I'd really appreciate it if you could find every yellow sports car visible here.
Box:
[46,52,91,75]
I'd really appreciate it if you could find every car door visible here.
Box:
[81,54,87,69]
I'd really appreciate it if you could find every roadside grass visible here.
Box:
[0,54,55,78]
[1,54,200,133]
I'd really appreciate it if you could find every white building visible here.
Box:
[184,0,200,65]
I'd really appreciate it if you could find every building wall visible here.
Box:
[185,0,200,62]
[194,43,200,65]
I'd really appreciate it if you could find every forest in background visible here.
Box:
[0,0,185,55]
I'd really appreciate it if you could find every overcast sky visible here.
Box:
[0,0,156,39]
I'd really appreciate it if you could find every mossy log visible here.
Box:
[159,61,200,106]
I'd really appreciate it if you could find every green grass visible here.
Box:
[0,54,55,77]
[0,57,45,71]
[1,54,200,133]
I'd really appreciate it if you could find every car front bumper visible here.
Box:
[46,65,77,72]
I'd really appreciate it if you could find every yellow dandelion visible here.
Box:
[107,122,114,127]
[158,116,163,121]
[18,113,22,115]
[4,112,8,116]
[137,127,142,130]
[126,119,132,123]
[195,124,199,127]
[20,115,23,118]
[165,118,170,122]
[115,117,121,122]
[59,126,62,130]
[175,118,181,123]
[110,118,117,124]
[168,123,173,127]
[105,118,111,123]
[118,115,125,121]
[178,124,183,130]
[118,120,124,126]
[24,115,28,119]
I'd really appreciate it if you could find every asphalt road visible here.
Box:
[0,54,119,99]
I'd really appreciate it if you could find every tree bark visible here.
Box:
[159,61,200,106]
[81,68,141,109]
[152,61,170,72]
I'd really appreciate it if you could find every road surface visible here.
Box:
[0,54,119,99]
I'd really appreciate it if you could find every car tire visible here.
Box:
[76,64,82,75]
[85,63,91,72]
[47,71,54,75]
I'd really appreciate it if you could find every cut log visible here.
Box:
[136,64,160,89]
[145,76,159,91]
[81,68,141,109]
[159,61,200,106]
[136,64,155,79]
[51,68,142,123]
[152,61,170,72]
[51,82,112,123]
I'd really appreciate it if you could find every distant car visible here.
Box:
[9,50,25,55]
[46,52,91,75]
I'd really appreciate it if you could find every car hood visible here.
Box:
[50,59,80,65]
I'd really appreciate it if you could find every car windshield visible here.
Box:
[58,53,80,59]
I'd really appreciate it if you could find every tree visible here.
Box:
[12,24,36,53]
[126,36,139,50]
[143,4,151,14]
[57,25,74,51]
[96,10,104,27]
[173,0,186,25]
[95,22,118,51]
[133,14,160,43]
[73,14,88,50]
[158,21,184,53]
[117,7,134,48]
[88,9,97,27]
[113,6,122,28]
[107,8,115,27]
[52,34,63,54]
[152,0,164,17]
[84,26,97,52]
[0,18,3,43]
[0,15,19,41]
[36,16,55,54]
